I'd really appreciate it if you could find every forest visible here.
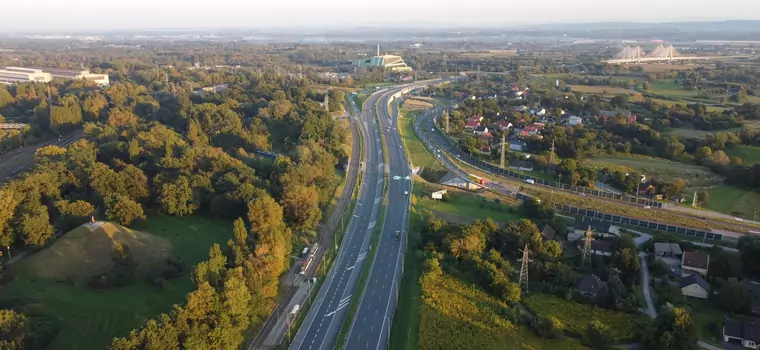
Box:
[0,44,351,348]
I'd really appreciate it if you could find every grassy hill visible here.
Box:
[26,222,172,280]
[2,215,231,349]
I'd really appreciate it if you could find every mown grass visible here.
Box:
[585,155,723,188]
[418,274,587,350]
[523,294,650,343]
[3,214,232,350]
[706,185,760,220]
[412,183,520,224]
[726,145,760,164]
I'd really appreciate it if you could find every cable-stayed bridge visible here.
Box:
[602,45,710,64]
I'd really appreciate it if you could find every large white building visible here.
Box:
[0,67,109,86]
[352,47,412,72]
[0,67,52,85]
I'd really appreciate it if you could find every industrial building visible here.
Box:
[0,67,52,85]
[0,67,109,86]
[352,46,412,72]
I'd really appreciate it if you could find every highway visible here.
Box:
[344,89,414,350]
[289,90,385,350]
[0,132,82,183]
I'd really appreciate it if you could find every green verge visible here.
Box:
[335,93,391,349]
[278,103,366,348]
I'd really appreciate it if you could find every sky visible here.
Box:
[2,0,758,32]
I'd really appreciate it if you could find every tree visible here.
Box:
[20,206,54,247]
[522,198,555,221]
[118,164,150,202]
[0,309,29,349]
[280,184,321,232]
[0,189,20,238]
[643,303,697,350]
[247,192,284,234]
[105,195,146,226]
[696,190,710,207]
[714,280,751,313]
[695,146,712,160]
[54,199,95,231]
[738,235,760,277]
[708,251,741,280]
[583,320,613,350]
[107,108,139,128]
[159,176,198,216]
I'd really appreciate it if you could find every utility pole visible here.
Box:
[500,130,506,168]
[582,226,593,267]
[692,190,698,207]
[518,244,532,294]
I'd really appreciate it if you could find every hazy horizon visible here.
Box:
[2,0,759,33]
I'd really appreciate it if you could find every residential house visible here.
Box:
[509,160,534,172]
[654,243,683,257]
[572,217,619,238]
[568,116,583,126]
[576,239,614,257]
[464,115,483,130]
[477,145,492,154]
[438,172,482,190]
[541,225,557,241]
[576,274,606,298]
[492,120,513,131]
[723,318,760,349]
[464,119,480,130]
[473,125,489,135]
[743,280,760,315]
[681,251,710,277]
[530,108,546,116]
[600,110,637,125]
[509,139,527,152]
[680,274,711,299]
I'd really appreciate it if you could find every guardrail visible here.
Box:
[430,116,664,208]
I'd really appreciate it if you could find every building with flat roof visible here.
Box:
[2,67,109,86]
[0,67,52,85]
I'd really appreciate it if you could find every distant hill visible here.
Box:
[510,20,760,41]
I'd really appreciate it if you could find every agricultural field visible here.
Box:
[706,186,760,220]
[636,63,707,72]
[2,215,232,349]
[726,145,760,164]
[523,294,650,343]
[647,80,696,98]
[585,156,723,189]
[667,126,742,139]
[417,274,587,350]
[565,85,642,98]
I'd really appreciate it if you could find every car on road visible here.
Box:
[524,179,535,184]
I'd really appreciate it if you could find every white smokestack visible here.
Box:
[377,45,380,56]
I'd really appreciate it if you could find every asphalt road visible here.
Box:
[0,132,82,183]
[344,89,414,350]
[289,91,385,350]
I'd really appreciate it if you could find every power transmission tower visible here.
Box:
[582,226,594,267]
[518,244,532,294]
[500,131,506,168]
[548,139,556,172]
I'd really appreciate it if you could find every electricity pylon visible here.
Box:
[518,244,532,294]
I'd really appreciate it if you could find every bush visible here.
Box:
[530,315,564,339]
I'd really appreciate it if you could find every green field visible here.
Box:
[417,274,587,350]
[585,155,723,189]
[706,186,760,220]
[412,183,520,224]
[399,110,440,170]
[668,127,742,139]
[3,214,232,349]
[726,145,760,164]
[648,80,695,98]
[523,294,650,343]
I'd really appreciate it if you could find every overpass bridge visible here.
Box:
[602,45,710,64]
